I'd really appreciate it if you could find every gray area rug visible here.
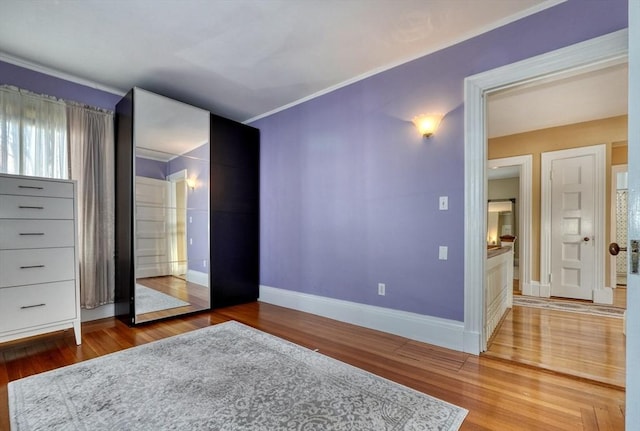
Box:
[9,321,468,430]
[135,283,190,315]
[513,295,625,318]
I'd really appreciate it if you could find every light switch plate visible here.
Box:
[439,246,448,260]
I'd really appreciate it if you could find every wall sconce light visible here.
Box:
[412,114,444,138]
[186,178,196,191]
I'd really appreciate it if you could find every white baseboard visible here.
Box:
[539,283,551,297]
[521,281,551,298]
[81,303,115,322]
[259,285,465,352]
[186,270,209,287]
[522,281,540,296]
[593,287,613,304]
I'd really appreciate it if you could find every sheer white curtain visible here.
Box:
[0,86,67,178]
[67,104,115,309]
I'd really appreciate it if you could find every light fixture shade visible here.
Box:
[412,114,444,138]
[186,177,196,190]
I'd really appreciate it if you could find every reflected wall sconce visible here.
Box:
[186,177,196,191]
[412,113,444,138]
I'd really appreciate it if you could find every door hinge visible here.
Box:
[548,273,552,284]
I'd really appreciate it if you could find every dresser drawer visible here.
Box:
[0,248,75,288]
[0,175,74,198]
[0,281,76,333]
[0,195,74,219]
[0,220,75,250]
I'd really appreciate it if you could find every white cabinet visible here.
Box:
[0,174,81,345]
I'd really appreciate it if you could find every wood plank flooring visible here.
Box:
[136,275,210,323]
[497,285,626,388]
[0,302,626,430]
[485,305,625,388]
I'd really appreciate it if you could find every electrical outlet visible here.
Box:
[378,283,386,296]
[439,196,448,210]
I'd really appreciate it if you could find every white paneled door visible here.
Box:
[542,145,605,300]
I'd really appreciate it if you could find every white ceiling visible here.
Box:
[0,0,561,122]
[487,165,520,180]
[487,62,628,139]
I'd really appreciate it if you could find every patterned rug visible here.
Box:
[513,295,625,318]
[135,284,190,315]
[9,321,467,430]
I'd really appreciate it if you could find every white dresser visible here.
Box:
[0,173,81,345]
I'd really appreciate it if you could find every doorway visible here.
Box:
[465,31,628,388]
[462,30,628,356]
[611,163,628,288]
[487,156,532,296]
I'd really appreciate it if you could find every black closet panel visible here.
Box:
[210,114,260,307]
[114,89,134,325]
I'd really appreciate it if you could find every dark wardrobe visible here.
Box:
[114,88,259,325]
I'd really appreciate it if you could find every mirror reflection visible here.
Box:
[487,199,515,249]
[133,89,210,323]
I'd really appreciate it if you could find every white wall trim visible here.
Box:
[186,270,209,287]
[626,3,639,425]
[488,155,533,290]
[0,51,125,96]
[464,29,628,354]
[81,304,115,322]
[540,144,606,300]
[259,285,465,351]
[522,280,541,297]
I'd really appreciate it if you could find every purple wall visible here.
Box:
[251,0,628,321]
[167,143,210,272]
[135,157,167,180]
[0,60,121,110]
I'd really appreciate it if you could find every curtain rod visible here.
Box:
[1,84,113,115]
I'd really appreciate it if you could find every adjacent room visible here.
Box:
[0,1,637,430]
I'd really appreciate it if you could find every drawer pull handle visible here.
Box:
[18,185,44,190]
[20,303,46,309]
[19,264,45,269]
[19,232,45,236]
[18,206,44,210]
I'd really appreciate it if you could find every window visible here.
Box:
[0,87,68,179]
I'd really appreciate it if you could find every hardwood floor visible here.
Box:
[499,284,626,387]
[485,305,625,388]
[0,302,625,430]
[136,275,210,323]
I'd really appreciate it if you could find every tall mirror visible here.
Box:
[487,199,516,249]
[133,89,210,323]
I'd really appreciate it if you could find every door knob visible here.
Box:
[583,237,590,242]
[609,242,628,256]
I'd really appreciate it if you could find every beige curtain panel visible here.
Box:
[67,104,115,309]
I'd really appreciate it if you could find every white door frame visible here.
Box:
[540,144,606,299]
[463,29,628,354]
[627,3,639,427]
[487,155,533,294]
[167,169,188,276]
[610,163,628,288]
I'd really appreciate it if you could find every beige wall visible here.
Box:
[488,115,627,284]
